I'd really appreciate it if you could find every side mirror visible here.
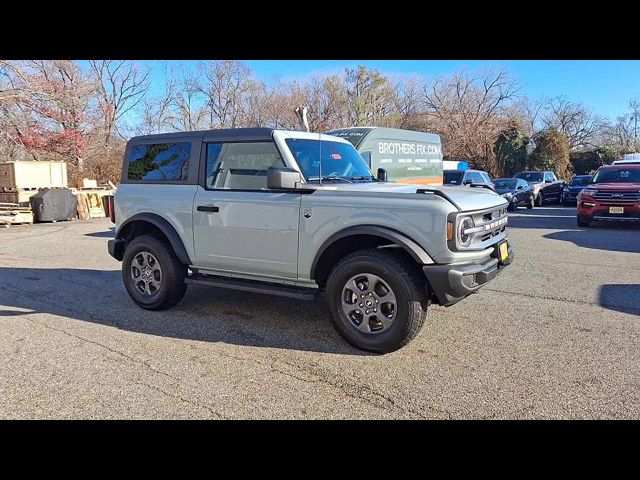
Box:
[463,179,473,185]
[377,168,388,182]
[267,167,303,190]
[545,179,552,184]
[516,185,524,190]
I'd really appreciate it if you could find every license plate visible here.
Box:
[499,242,509,262]
[609,206,624,214]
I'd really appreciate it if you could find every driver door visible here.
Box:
[192,141,301,279]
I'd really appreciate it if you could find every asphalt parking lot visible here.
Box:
[1,206,639,419]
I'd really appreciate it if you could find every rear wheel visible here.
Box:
[325,249,429,353]
[577,215,591,227]
[527,195,534,209]
[122,234,188,310]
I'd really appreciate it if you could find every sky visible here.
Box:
[79,60,640,121]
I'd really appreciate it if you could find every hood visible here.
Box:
[495,187,516,195]
[566,184,587,191]
[588,183,640,191]
[316,181,507,211]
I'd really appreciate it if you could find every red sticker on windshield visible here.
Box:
[331,153,341,160]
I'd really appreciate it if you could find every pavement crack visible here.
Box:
[135,382,225,419]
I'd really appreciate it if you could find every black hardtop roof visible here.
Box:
[128,127,275,143]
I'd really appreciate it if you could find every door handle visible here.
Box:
[197,205,219,212]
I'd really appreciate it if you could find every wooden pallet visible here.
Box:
[0,203,33,226]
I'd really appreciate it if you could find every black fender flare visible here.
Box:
[117,213,192,265]
[310,225,434,279]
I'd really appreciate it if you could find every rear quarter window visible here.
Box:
[127,142,191,181]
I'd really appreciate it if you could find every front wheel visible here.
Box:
[527,195,534,209]
[325,249,429,353]
[577,215,591,227]
[535,192,544,207]
[122,234,188,310]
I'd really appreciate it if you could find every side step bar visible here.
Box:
[185,274,319,301]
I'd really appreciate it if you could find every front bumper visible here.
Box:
[577,197,640,222]
[108,238,126,261]
[423,243,513,307]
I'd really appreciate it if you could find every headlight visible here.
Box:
[457,216,474,248]
[581,188,598,197]
[501,192,513,199]
[563,187,569,192]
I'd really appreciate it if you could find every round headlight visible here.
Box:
[457,216,474,248]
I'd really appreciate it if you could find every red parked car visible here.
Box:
[577,164,640,227]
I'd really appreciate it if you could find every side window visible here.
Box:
[518,179,527,188]
[544,172,554,182]
[480,172,491,183]
[206,142,285,190]
[360,151,372,168]
[127,142,191,181]
[466,172,482,184]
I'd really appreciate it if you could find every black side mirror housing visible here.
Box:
[516,185,523,190]
[377,168,388,182]
[267,167,303,190]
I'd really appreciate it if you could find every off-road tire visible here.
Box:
[325,248,429,353]
[122,234,188,310]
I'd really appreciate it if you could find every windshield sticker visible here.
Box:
[331,153,342,160]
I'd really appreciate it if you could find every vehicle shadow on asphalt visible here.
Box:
[0,267,371,356]
[543,229,640,254]
[598,285,640,316]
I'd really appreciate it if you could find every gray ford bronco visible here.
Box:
[108,128,513,352]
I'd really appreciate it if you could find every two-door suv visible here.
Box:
[108,129,513,352]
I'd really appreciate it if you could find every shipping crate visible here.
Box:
[0,189,39,206]
[0,161,68,189]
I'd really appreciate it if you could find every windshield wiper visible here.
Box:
[307,176,353,183]
[349,176,375,181]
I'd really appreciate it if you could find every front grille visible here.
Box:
[457,205,508,250]
[593,191,640,205]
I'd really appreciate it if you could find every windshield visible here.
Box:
[570,176,592,186]
[285,138,373,182]
[592,168,640,184]
[494,179,517,189]
[443,171,464,185]
[515,172,543,182]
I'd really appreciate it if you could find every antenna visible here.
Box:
[318,129,322,186]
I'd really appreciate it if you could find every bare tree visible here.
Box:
[421,67,520,173]
[89,60,150,144]
[196,60,260,128]
[541,96,605,150]
[344,66,395,127]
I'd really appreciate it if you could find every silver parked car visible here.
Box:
[108,129,513,353]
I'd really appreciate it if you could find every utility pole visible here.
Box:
[630,98,640,151]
